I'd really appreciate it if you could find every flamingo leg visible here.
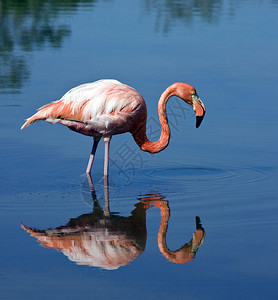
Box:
[103,137,111,177]
[86,138,100,174]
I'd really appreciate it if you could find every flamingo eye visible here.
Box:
[192,92,199,100]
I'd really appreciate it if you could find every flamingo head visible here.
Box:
[173,82,206,128]
[192,92,206,128]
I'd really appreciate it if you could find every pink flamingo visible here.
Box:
[21,79,206,176]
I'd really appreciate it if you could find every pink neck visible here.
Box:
[132,85,175,154]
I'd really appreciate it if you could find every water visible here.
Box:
[1,0,278,299]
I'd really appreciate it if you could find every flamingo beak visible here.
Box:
[196,110,205,128]
[192,94,206,128]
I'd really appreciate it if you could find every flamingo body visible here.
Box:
[21,79,206,175]
[22,80,146,137]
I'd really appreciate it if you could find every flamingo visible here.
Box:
[21,79,206,176]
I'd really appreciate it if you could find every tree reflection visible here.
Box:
[0,0,233,93]
[143,0,223,33]
[21,174,205,269]
[0,0,96,93]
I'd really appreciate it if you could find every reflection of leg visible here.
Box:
[104,175,110,215]
[86,173,97,201]
[103,137,111,177]
[85,173,102,210]
[86,138,100,174]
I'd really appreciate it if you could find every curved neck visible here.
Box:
[155,202,197,264]
[132,85,175,153]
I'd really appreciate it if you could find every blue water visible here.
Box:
[1,0,278,299]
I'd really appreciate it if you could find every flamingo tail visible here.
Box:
[21,102,61,130]
[21,113,43,129]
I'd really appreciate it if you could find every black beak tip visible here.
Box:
[196,111,205,128]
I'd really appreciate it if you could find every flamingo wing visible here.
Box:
[21,80,145,134]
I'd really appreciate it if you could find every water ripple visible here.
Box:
[147,165,272,186]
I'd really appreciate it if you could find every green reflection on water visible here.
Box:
[1,0,275,93]
[0,0,97,92]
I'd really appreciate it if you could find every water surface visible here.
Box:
[1,0,278,299]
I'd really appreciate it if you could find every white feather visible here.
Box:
[61,79,130,121]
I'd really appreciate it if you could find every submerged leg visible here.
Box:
[103,137,111,177]
[86,138,100,174]
[103,175,110,216]
[86,173,97,201]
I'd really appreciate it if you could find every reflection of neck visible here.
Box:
[155,201,204,264]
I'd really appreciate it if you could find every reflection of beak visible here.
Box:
[193,97,206,128]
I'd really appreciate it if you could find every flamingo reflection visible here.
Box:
[21,175,205,269]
